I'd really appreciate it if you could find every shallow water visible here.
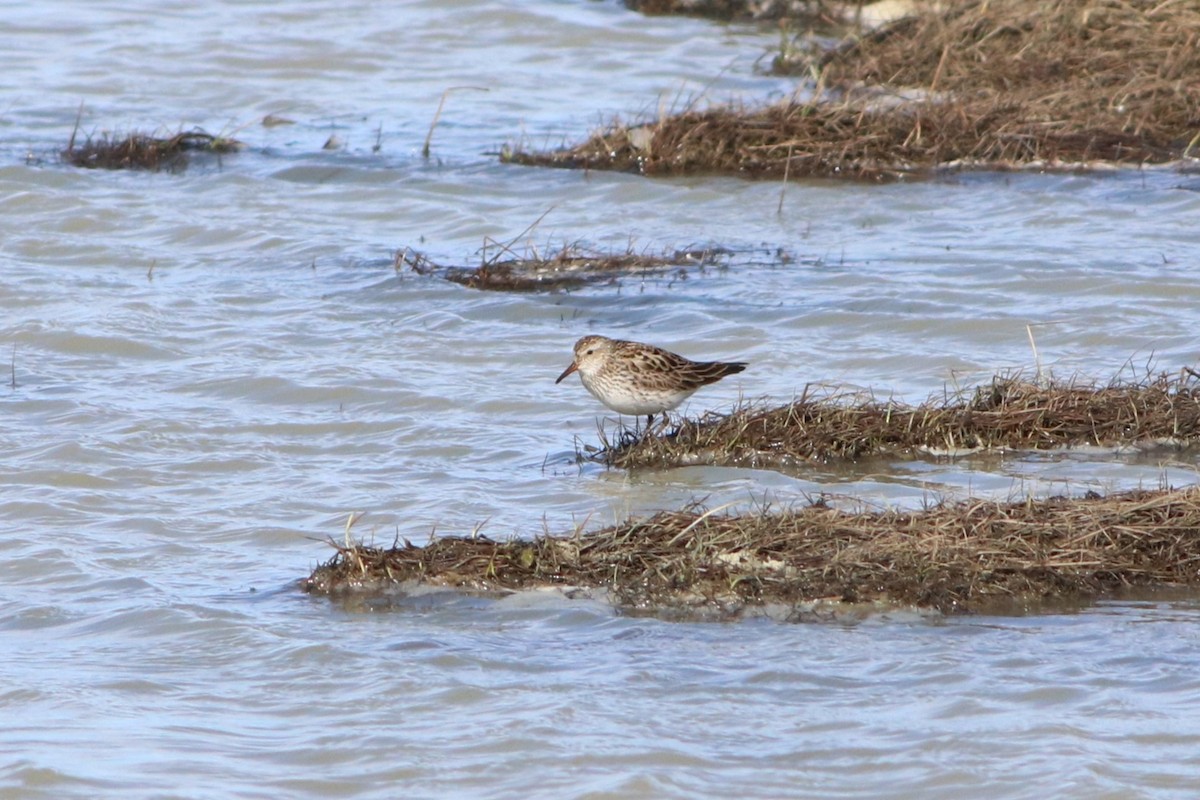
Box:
[4,1,1200,797]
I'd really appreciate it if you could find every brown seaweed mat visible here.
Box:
[302,486,1200,617]
[505,0,1200,179]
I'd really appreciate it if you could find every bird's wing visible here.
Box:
[624,344,742,391]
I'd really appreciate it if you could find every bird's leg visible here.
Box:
[653,413,671,437]
[634,414,651,443]
[622,415,640,447]
[640,413,665,442]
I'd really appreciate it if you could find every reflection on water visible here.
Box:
[3,0,1200,797]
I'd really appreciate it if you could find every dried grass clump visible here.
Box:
[303,486,1200,616]
[791,0,1200,162]
[505,102,966,180]
[400,244,739,292]
[595,370,1200,470]
[63,128,241,171]
[508,0,1200,178]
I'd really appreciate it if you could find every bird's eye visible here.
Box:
[585,349,593,355]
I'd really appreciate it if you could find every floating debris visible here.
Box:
[62,128,241,172]
[399,244,743,292]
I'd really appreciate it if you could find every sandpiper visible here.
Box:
[555,335,747,430]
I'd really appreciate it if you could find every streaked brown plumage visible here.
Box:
[555,335,747,428]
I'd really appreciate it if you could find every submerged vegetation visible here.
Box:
[592,370,1200,470]
[62,127,241,171]
[304,485,1200,617]
[506,0,1200,178]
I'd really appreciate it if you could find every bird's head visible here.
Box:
[555,335,613,383]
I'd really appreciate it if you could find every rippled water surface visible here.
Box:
[4,1,1200,797]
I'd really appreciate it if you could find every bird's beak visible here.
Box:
[555,361,578,384]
